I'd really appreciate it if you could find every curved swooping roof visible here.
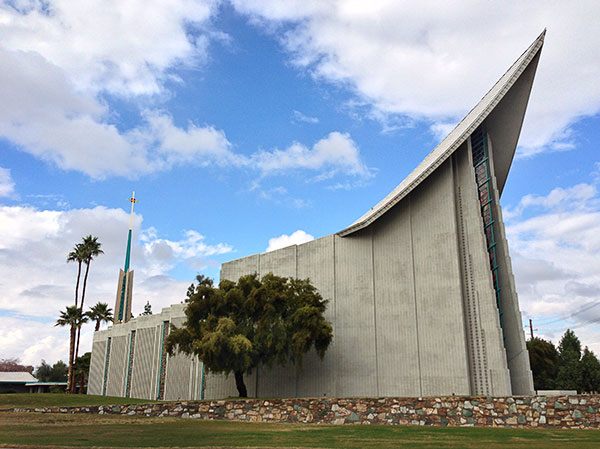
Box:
[339,31,545,237]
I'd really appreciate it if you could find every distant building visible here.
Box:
[88,32,544,400]
[0,372,37,393]
[0,372,66,393]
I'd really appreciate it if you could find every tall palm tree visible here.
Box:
[79,235,104,314]
[74,235,104,368]
[55,306,88,393]
[87,302,113,331]
[67,243,86,308]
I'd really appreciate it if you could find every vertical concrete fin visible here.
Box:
[486,137,535,395]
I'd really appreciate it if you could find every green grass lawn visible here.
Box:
[1,412,599,449]
[0,393,155,409]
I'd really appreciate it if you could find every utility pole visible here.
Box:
[529,318,534,340]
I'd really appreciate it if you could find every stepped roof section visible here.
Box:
[339,31,545,237]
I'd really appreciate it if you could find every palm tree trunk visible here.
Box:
[95,320,100,332]
[74,260,91,372]
[72,330,81,394]
[67,326,75,394]
[74,261,82,308]
[80,260,90,313]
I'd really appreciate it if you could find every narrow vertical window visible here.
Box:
[124,330,136,397]
[471,125,504,333]
[156,321,170,400]
[101,337,111,396]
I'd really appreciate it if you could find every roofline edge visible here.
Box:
[338,30,546,237]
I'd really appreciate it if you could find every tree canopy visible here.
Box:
[555,329,583,391]
[35,360,67,382]
[0,358,33,373]
[142,301,152,315]
[166,273,333,397]
[73,352,91,393]
[526,337,558,391]
[87,302,113,332]
[527,328,600,393]
[55,305,88,393]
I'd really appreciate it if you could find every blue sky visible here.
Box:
[1,1,600,366]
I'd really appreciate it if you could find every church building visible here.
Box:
[87,32,544,400]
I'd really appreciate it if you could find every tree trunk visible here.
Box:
[80,260,90,314]
[74,261,82,307]
[72,328,81,394]
[79,373,85,394]
[95,320,100,332]
[73,260,91,384]
[234,371,248,397]
[67,326,75,394]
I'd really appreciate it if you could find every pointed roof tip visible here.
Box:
[538,28,547,43]
[338,31,545,237]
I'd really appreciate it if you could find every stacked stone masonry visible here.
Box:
[6,395,600,429]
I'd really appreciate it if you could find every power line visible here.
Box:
[532,301,600,326]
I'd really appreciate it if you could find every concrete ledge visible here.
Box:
[4,395,600,429]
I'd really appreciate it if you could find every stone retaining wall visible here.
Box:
[5,395,600,429]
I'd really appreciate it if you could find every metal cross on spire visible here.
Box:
[128,191,139,231]
[123,191,138,272]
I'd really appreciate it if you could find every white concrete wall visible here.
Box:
[130,326,160,400]
[296,236,336,397]
[105,335,127,397]
[371,195,420,396]
[88,340,106,395]
[88,304,210,400]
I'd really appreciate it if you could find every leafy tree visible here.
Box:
[73,352,91,394]
[526,337,558,390]
[0,358,33,373]
[166,273,333,397]
[580,347,600,393]
[555,329,583,392]
[35,360,67,382]
[142,301,152,315]
[87,302,113,331]
[56,306,88,393]
[35,360,52,381]
[50,360,68,382]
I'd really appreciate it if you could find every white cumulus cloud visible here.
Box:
[0,167,15,197]
[505,176,600,352]
[0,204,233,364]
[0,1,230,179]
[252,131,372,178]
[266,230,314,252]
[0,0,217,95]
[232,0,600,156]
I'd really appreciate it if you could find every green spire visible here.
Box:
[118,192,138,321]
[124,229,132,272]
